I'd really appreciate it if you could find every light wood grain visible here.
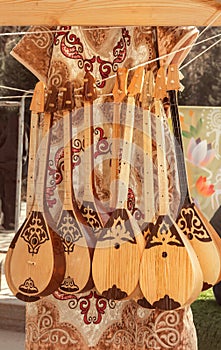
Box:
[110,68,128,209]
[139,70,203,309]
[168,64,221,288]
[140,232,203,308]
[92,67,145,300]
[142,69,155,226]
[8,220,56,296]
[92,218,143,299]
[26,81,45,215]
[0,0,220,26]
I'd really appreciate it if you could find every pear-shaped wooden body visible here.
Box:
[140,214,203,309]
[5,211,65,301]
[176,202,221,289]
[92,209,144,299]
[57,208,92,294]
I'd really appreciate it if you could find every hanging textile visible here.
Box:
[11,25,199,350]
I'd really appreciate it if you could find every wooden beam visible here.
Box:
[0,0,221,26]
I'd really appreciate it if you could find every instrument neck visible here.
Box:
[63,110,75,209]
[168,90,190,204]
[143,109,155,222]
[26,111,40,214]
[155,99,170,215]
[83,101,95,202]
[116,95,135,208]
[32,111,51,212]
[110,102,122,208]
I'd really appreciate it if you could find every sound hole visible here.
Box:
[31,237,38,246]
[162,251,167,258]
[115,243,120,249]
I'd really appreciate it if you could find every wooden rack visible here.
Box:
[0,0,220,26]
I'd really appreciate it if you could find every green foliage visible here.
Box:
[182,118,203,138]
[192,289,221,350]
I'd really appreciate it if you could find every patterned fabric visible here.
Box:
[11,25,199,350]
[25,295,196,350]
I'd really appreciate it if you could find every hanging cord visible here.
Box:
[180,11,221,70]
[1,30,221,95]
[180,37,221,70]
[94,32,221,87]
[0,84,33,94]
[0,95,32,99]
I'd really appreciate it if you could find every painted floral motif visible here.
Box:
[179,110,203,138]
[204,108,221,158]
[180,107,221,217]
[186,137,215,167]
[196,176,215,197]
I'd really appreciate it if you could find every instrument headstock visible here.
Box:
[153,66,167,100]
[141,69,155,110]
[30,81,45,113]
[167,64,180,91]
[83,72,97,103]
[45,85,58,113]
[127,66,144,97]
[112,67,128,103]
[61,81,74,110]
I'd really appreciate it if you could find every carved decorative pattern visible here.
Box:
[146,215,184,249]
[102,284,128,300]
[99,209,136,247]
[21,212,49,255]
[152,295,181,310]
[81,203,102,233]
[178,203,212,242]
[19,277,39,294]
[59,276,79,294]
[57,210,83,254]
